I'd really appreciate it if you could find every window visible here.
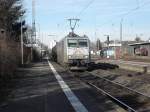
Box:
[68,39,77,47]
[79,39,88,47]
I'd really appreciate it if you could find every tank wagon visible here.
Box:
[52,32,90,70]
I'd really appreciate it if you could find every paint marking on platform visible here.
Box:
[48,61,88,112]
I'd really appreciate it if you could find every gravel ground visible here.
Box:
[90,67,150,96]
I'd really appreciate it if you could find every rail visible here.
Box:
[92,73,150,98]
[88,82,137,112]
[77,72,150,111]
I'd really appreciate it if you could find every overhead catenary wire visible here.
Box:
[136,0,140,8]
[76,0,148,22]
[70,0,150,42]
[75,0,150,32]
[76,0,96,18]
[66,0,96,35]
[97,0,150,29]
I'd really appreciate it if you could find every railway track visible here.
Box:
[72,71,150,112]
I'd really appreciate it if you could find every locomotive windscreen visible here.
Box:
[78,39,88,47]
[68,39,77,47]
[68,39,88,47]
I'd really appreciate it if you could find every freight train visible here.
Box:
[51,32,91,70]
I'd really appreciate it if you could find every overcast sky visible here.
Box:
[24,0,150,47]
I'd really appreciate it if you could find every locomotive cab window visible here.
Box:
[79,39,88,47]
[68,39,77,47]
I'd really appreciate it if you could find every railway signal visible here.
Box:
[104,35,110,46]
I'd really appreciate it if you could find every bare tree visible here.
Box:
[0,0,26,41]
[135,37,141,42]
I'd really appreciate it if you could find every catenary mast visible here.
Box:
[32,0,36,43]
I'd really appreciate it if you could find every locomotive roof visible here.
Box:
[65,32,88,38]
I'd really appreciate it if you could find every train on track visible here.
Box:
[51,32,91,70]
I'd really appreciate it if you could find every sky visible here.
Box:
[23,0,150,48]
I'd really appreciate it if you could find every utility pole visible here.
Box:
[95,30,97,51]
[68,18,80,33]
[37,23,40,41]
[31,0,36,61]
[104,35,110,58]
[120,18,123,58]
[32,0,36,43]
[41,33,43,61]
[120,18,123,45]
[21,15,24,65]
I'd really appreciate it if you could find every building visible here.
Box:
[101,41,122,59]
[129,42,150,57]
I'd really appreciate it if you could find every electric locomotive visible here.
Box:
[51,19,91,70]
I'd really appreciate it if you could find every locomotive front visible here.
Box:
[66,34,90,68]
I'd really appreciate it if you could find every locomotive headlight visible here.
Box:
[68,55,72,59]
[84,55,88,58]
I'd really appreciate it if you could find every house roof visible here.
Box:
[129,42,150,46]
